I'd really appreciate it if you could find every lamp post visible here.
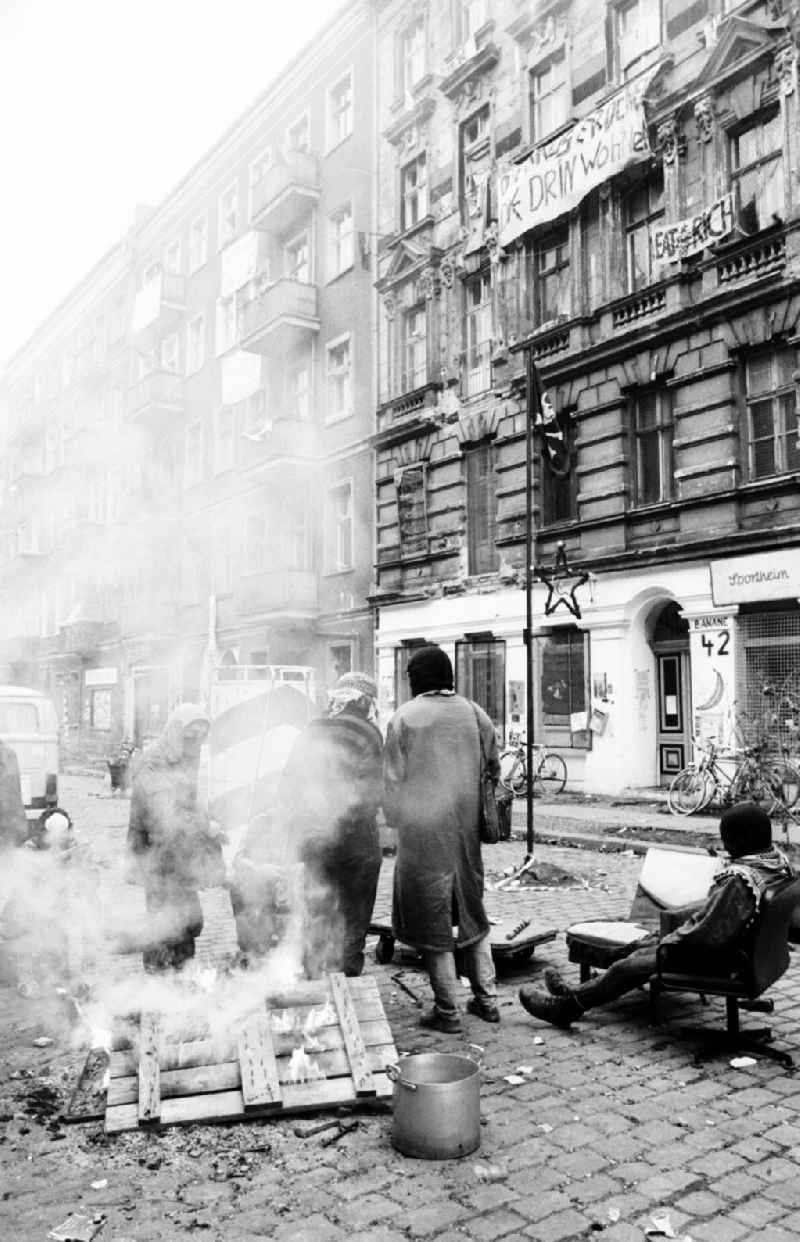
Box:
[524,347,536,861]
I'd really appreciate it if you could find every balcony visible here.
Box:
[610,284,668,330]
[235,568,318,618]
[132,272,186,336]
[128,370,184,424]
[377,365,441,440]
[251,151,319,235]
[239,279,319,356]
[241,416,318,473]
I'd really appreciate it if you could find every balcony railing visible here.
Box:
[716,233,786,285]
[128,370,184,421]
[235,568,318,616]
[239,279,320,355]
[611,284,668,329]
[251,151,320,235]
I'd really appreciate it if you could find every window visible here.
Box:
[632,390,673,505]
[396,464,428,555]
[287,355,311,420]
[215,295,237,356]
[730,111,784,234]
[463,271,492,396]
[326,335,352,421]
[240,387,268,437]
[455,0,487,45]
[745,350,800,480]
[213,407,235,474]
[326,481,353,571]
[463,104,489,150]
[614,0,659,80]
[538,627,590,747]
[465,442,496,574]
[401,304,427,392]
[530,52,569,142]
[189,213,208,272]
[400,153,428,230]
[455,636,505,734]
[287,113,310,153]
[246,512,266,575]
[330,643,353,680]
[184,422,203,488]
[218,183,239,249]
[624,169,664,292]
[461,105,491,219]
[164,239,182,275]
[329,204,353,277]
[249,149,272,217]
[186,316,206,374]
[665,0,709,40]
[285,230,311,282]
[328,72,353,149]
[286,501,311,569]
[401,16,426,96]
[534,227,570,325]
[161,334,180,374]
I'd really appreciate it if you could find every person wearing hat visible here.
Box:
[520,802,795,1028]
[278,671,383,977]
[383,644,500,1033]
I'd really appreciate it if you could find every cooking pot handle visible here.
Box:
[385,1062,417,1090]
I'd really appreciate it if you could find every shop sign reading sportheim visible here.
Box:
[710,549,800,607]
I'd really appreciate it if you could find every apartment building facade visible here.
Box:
[0,0,377,757]
[372,0,800,792]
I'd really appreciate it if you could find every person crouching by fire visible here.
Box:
[277,673,384,978]
[127,704,225,972]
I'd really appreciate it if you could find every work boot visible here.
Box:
[519,985,582,1029]
[419,1008,463,1034]
[466,997,500,1024]
[542,967,574,999]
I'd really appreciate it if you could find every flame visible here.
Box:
[287,1047,323,1083]
[303,1002,335,1036]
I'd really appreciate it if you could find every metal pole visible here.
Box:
[524,348,536,861]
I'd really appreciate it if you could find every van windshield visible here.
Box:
[0,702,40,732]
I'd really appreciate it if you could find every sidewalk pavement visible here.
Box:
[5,773,800,1241]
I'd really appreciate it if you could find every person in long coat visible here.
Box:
[383,645,500,1033]
[127,703,224,972]
[276,672,383,977]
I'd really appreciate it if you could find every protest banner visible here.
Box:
[497,77,650,246]
[650,193,734,262]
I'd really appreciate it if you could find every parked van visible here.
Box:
[0,686,60,822]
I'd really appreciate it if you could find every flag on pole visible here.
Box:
[530,359,571,479]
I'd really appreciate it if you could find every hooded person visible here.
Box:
[127,703,224,972]
[274,672,383,977]
[383,645,500,1034]
[520,802,795,1028]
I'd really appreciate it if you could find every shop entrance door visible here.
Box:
[656,651,692,786]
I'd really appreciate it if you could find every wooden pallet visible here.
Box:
[105,973,396,1133]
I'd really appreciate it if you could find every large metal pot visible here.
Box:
[386,1052,481,1160]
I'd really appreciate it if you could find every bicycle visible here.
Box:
[499,742,567,797]
[667,739,800,817]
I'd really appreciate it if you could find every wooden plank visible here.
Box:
[109,1016,394,1077]
[329,972,374,1097]
[106,1071,393,1134]
[238,1011,282,1111]
[137,1013,161,1125]
[62,1048,109,1123]
[107,1041,398,1107]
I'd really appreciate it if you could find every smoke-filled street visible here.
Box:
[2,774,800,1241]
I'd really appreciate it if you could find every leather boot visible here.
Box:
[542,967,574,998]
[519,985,583,1028]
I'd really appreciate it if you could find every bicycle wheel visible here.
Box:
[534,753,567,795]
[760,762,800,815]
[499,751,527,795]
[667,766,711,815]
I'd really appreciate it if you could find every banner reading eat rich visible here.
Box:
[497,77,651,247]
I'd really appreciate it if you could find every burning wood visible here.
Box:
[286,1047,324,1083]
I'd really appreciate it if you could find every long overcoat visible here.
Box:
[383,691,498,953]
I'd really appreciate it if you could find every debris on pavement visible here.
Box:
[33,1035,55,1047]
[473,1161,505,1181]
[90,1180,108,1191]
[502,1073,526,1085]
[47,1212,105,1242]
[319,1118,360,1146]
[729,1056,757,1068]
[391,971,424,1006]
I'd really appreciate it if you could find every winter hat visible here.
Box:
[719,802,772,858]
[407,645,454,695]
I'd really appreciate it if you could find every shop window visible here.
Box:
[730,110,783,234]
[632,389,673,505]
[530,51,569,142]
[455,635,506,734]
[538,627,590,748]
[394,637,429,708]
[745,349,800,480]
[623,169,664,293]
[465,441,496,575]
[736,608,800,756]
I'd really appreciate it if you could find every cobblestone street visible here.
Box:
[3,773,800,1241]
